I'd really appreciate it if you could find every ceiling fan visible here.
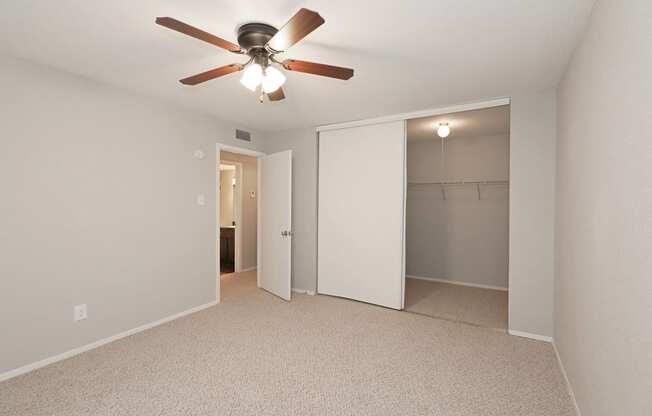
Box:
[155,8,354,102]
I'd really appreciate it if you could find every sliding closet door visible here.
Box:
[318,121,405,309]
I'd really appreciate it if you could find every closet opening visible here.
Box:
[404,105,510,329]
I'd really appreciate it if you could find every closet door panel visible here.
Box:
[318,121,405,309]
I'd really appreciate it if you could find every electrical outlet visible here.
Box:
[74,304,87,321]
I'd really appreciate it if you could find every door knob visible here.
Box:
[280,230,293,237]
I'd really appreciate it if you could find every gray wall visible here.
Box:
[555,1,652,414]
[264,129,318,292]
[0,55,264,374]
[406,134,510,288]
[220,152,258,271]
[508,90,557,338]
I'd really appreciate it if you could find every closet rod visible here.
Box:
[408,180,508,186]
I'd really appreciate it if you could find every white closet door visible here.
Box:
[318,121,405,309]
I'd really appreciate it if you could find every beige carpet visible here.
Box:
[0,271,574,416]
[405,278,508,330]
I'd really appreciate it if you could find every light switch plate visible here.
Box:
[196,194,206,206]
[74,304,87,321]
[193,149,205,160]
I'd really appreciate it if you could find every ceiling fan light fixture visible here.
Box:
[156,8,354,102]
[437,122,451,138]
[262,66,286,93]
[240,63,263,91]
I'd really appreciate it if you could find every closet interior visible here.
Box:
[405,105,510,329]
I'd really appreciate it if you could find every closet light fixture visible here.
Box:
[437,123,451,138]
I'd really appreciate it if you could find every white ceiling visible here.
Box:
[0,1,594,132]
[407,105,510,141]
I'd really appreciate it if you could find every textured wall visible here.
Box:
[555,1,652,414]
[0,56,264,374]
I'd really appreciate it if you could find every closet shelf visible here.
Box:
[408,180,508,200]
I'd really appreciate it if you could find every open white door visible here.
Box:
[318,121,405,309]
[258,150,292,301]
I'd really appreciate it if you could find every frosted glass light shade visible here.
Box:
[240,64,263,91]
[261,66,286,93]
[437,123,451,138]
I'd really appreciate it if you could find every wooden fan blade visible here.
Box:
[266,9,324,52]
[156,17,242,53]
[282,59,354,80]
[268,87,286,101]
[180,64,244,85]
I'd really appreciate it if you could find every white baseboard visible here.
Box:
[291,288,316,296]
[0,300,218,382]
[553,341,582,416]
[508,329,553,343]
[240,266,257,272]
[406,275,508,291]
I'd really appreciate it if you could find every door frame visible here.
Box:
[215,143,266,303]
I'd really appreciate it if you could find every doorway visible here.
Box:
[216,144,293,303]
[219,160,240,275]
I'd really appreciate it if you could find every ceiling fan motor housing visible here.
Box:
[237,23,278,54]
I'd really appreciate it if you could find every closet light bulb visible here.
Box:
[437,123,451,138]
[240,64,263,91]
[262,66,286,93]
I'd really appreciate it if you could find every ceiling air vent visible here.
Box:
[235,129,251,142]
